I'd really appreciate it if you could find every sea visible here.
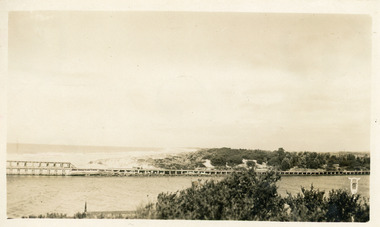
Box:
[6,144,370,218]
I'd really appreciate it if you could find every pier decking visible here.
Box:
[6,160,370,176]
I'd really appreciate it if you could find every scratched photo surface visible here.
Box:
[7,12,371,221]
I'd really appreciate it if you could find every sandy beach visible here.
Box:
[7,144,198,169]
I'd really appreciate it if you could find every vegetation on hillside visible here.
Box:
[150,147,370,171]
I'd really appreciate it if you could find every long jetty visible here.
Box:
[6,160,370,177]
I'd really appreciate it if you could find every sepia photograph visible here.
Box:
[1,1,379,226]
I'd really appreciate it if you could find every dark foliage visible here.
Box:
[74,212,87,219]
[325,189,369,222]
[22,213,68,219]
[285,185,326,221]
[155,170,286,220]
[201,148,370,171]
[153,170,369,222]
[284,186,369,222]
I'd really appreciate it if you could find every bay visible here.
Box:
[7,175,370,219]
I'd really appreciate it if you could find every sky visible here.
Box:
[7,12,371,151]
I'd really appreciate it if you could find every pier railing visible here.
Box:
[6,160,370,176]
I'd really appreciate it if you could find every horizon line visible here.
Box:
[6,142,370,153]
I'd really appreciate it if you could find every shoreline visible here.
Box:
[7,146,199,169]
[7,174,370,219]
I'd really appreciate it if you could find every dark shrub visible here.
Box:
[286,186,369,222]
[325,189,369,222]
[155,169,285,220]
[74,212,87,219]
[285,185,326,221]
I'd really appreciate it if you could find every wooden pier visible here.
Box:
[6,160,370,177]
[6,160,76,176]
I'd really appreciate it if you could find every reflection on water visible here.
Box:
[7,175,369,218]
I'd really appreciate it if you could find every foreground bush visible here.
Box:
[325,189,369,222]
[155,170,286,220]
[285,185,326,221]
[286,186,369,222]
[21,213,68,219]
[133,202,156,219]
[73,212,87,219]
[152,169,369,222]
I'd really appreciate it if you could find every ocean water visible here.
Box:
[6,145,370,218]
[7,175,370,218]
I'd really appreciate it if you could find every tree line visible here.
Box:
[197,147,370,171]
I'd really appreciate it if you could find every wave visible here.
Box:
[7,147,198,168]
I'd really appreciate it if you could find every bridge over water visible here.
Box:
[6,160,370,176]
